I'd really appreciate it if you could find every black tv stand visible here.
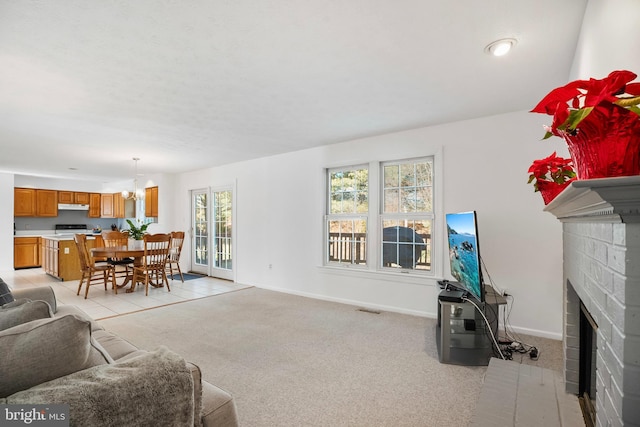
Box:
[435,284,506,366]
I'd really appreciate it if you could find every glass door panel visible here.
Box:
[212,189,233,280]
[191,189,209,275]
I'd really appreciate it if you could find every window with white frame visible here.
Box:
[380,158,432,272]
[325,166,369,266]
[325,157,434,273]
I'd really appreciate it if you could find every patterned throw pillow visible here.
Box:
[0,277,14,306]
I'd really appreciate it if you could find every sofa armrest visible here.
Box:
[201,381,238,427]
[186,362,238,427]
[11,287,57,313]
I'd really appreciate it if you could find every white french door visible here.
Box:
[190,186,234,280]
[211,188,233,280]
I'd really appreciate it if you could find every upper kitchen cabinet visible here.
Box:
[58,191,73,204]
[91,193,132,218]
[14,188,37,216]
[145,186,158,218]
[88,193,102,218]
[14,188,58,217]
[101,193,114,218]
[112,193,136,218]
[36,190,58,217]
[59,191,90,204]
[113,192,125,218]
[75,192,90,204]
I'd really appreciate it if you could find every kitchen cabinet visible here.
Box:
[112,193,136,218]
[89,193,102,218]
[113,192,125,218]
[35,189,58,217]
[14,237,41,269]
[145,186,158,217]
[14,188,37,216]
[101,193,114,218]
[75,192,90,204]
[42,238,59,277]
[58,191,73,204]
[15,187,58,217]
[59,191,90,204]
[42,237,102,281]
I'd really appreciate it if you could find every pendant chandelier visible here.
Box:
[121,157,145,200]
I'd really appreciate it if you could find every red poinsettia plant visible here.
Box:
[531,70,640,139]
[527,152,576,192]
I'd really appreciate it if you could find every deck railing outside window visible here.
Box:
[328,232,431,268]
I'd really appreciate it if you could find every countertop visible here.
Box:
[41,234,101,241]
[15,230,102,241]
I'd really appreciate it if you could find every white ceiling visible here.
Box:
[0,0,588,182]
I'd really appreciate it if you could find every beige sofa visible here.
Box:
[0,286,238,427]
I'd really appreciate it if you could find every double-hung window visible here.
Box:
[325,166,369,266]
[380,158,433,272]
[325,157,434,274]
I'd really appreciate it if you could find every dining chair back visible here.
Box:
[166,231,185,282]
[74,234,114,299]
[101,230,134,293]
[132,233,171,296]
[102,230,130,247]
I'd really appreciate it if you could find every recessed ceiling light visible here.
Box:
[485,38,517,57]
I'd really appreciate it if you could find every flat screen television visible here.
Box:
[445,211,484,302]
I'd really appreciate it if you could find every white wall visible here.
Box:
[174,110,570,338]
[14,175,104,192]
[0,173,15,270]
[570,0,640,80]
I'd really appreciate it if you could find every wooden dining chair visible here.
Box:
[132,233,171,296]
[74,234,114,299]
[166,231,185,282]
[101,230,134,293]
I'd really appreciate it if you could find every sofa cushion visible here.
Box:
[0,299,52,331]
[0,314,113,398]
[1,297,30,309]
[0,277,14,306]
[1,347,196,427]
[92,329,140,360]
[11,286,57,313]
[55,304,104,332]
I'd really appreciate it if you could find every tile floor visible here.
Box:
[1,267,251,320]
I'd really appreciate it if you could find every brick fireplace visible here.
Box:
[545,176,640,427]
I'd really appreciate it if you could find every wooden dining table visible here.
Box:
[90,245,155,293]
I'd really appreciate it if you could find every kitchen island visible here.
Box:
[41,234,104,281]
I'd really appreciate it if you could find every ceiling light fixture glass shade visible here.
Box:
[122,157,145,201]
[485,38,517,57]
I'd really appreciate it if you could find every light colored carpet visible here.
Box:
[98,287,561,427]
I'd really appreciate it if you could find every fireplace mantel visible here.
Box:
[544,175,640,222]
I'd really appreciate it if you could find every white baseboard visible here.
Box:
[245,283,562,340]
[500,325,562,341]
[252,283,438,319]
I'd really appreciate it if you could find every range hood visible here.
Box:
[58,203,89,211]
